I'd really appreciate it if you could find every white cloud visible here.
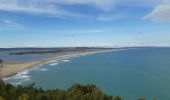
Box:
[97,13,125,21]
[0,0,84,18]
[0,0,163,20]
[49,28,114,34]
[143,0,170,22]
[2,19,20,26]
[44,0,116,11]
[47,0,162,10]
[0,19,24,31]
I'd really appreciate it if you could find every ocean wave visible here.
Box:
[39,68,49,71]
[4,69,31,85]
[18,70,30,75]
[10,77,31,85]
[49,62,59,66]
[49,60,58,63]
[62,59,71,62]
[11,82,22,85]
[35,64,43,68]
[12,74,30,79]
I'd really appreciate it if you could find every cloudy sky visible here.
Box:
[0,0,170,47]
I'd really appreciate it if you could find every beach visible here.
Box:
[0,49,118,79]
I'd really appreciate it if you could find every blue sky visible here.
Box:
[0,0,170,47]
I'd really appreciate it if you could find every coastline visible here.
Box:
[0,49,124,79]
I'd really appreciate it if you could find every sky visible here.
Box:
[0,0,170,47]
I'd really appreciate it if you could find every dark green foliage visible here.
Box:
[138,97,145,100]
[0,80,156,100]
[113,96,122,100]
[0,80,112,100]
[153,97,157,100]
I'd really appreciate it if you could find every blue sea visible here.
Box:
[4,47,170,100]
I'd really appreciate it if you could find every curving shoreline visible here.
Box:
[1,49,123,79]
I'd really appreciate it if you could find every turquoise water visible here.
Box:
[5,48,170,100]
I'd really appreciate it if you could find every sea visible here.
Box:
[4,47,170,100]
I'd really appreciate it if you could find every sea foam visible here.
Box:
[39,68,49,71]
[49,63,59,66]
[62,59,71,62]
[4,69,31,85]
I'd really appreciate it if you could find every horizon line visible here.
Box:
[0,46,170,49]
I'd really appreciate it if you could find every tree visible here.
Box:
[138,97,145,100]
[18,93,29,100]
[0,96,4,100]
[0,80,113,100]
[114,96,122,100]
[153,97,157,100]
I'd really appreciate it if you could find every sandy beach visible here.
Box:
[0,49,119,79]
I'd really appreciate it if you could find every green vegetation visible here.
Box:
[138,97,146,100]
[0,80,157,100]
[0,80,112,100]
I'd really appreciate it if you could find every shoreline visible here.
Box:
[1,49,125,79]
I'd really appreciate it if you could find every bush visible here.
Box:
[114,96,122,100]
[0,80,154,100]
[0,80,112,100]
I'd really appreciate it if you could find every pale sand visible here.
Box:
[0,49,121,79]
[0,61,41,78]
